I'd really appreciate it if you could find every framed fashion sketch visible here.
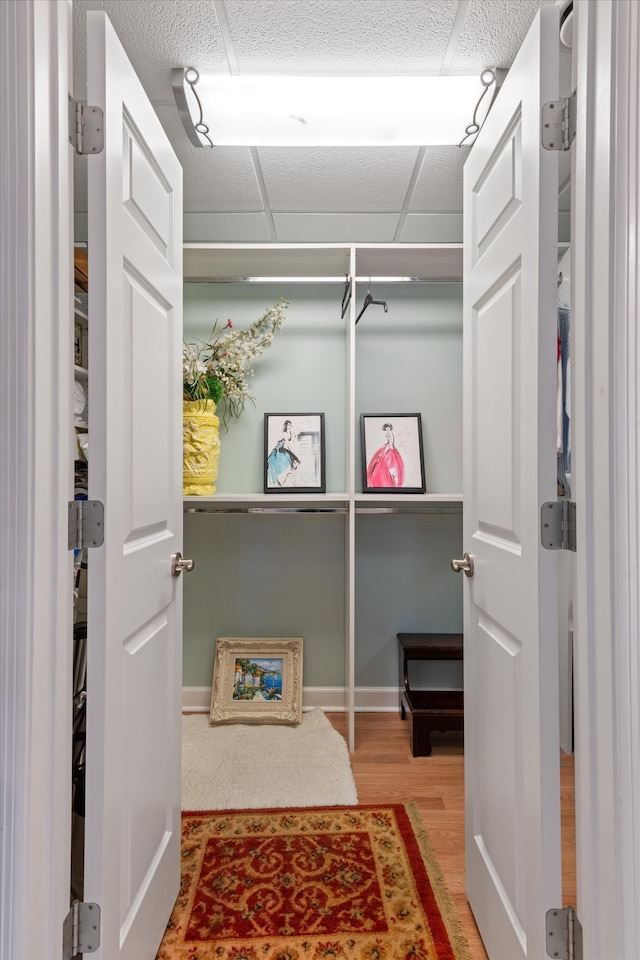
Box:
[264,413,326,493]
[361,413,426,493]
[210,637,303,725]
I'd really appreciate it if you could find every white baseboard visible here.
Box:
[354,687,401,712]
[182,687,212,712]
[182,685,401,713]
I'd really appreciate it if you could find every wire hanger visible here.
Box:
[355,280,388,324]
[341,275,352,319]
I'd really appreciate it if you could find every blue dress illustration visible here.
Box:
[267,420,301,487]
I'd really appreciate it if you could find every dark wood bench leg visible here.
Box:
[412,717,434,757]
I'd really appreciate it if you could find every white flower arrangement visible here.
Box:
[183,297,289,428]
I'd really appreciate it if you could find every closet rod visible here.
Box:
[184,506,348,515]
[184,275,461,284]
[184,505,461,515]
[184,276,348,284]
[356,506,462,515]
[353,276,460,283]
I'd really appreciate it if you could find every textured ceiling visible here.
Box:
[72,0,569,245]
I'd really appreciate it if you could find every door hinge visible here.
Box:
[542,90,576,151]
[541,499,576,552]
[546,905,583,960]
[68,96,104,155]
[68,500,105,551]
[62,900,100,960]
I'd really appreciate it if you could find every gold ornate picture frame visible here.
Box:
[210,637,303,725]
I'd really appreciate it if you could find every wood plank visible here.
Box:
[328,712,576,960]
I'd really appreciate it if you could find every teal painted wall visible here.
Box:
[183,279,463,689]
[355,282,462,492]
[183,512,346,688]
[355,512,463,688]
[184,282,347,493]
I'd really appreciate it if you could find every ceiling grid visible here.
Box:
[212,0,241,75]
[72,0,565,245]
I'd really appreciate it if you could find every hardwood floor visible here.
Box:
[328,712,576,960]
[174,709,574,959]
[327,713,487,958]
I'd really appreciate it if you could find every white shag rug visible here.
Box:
[182,708,358,811]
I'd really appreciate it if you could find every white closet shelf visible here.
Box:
[184,242,463,283]
[354,492,462,503]
[184,493,349,510]
[183,493,462,513]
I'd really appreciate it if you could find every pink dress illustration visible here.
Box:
[366,423,405,487]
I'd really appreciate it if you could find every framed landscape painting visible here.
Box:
[264,413,325,493]
[361,413,426,494]
[210,637,304,725]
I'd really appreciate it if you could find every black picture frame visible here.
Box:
[264,413,326,493]
[361,413,426,494]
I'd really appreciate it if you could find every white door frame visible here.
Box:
[3,0,640,957]
[572,0,640,956]
[0,2,74,958]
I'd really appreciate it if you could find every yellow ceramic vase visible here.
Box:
[183,399,221,496]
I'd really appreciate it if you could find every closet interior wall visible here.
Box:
[182,244,464,748]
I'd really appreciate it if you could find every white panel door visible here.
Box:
[462,7,561,959]
[85,12,183,959]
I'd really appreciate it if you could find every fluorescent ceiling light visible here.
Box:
[172,69,497,148]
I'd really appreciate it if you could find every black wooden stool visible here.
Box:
[398,632,464,756]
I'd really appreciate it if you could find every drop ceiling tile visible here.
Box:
[272,213,400,243]
[72,0,227,102]
[184,213,272,243]
[155,107,263,212]
[72,108,264,216]
[70,0,557,246]
[409,147,465,212]
[258,147,419,212]
[447,0,555,73]
[399,214,463,243]
[225,0,458,74]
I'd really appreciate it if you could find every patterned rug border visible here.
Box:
[403,801,472,960]
[176,801,472,960]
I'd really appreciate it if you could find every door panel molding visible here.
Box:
[463,7,561,957]
[83,13,183,957]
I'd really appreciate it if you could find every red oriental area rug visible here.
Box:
[156,803,471,960]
